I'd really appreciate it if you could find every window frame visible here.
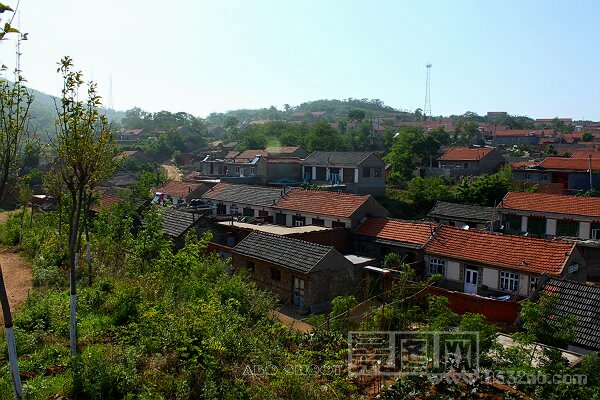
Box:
[500,271,519,292]
[374,167,382,177]
[428,258,446,276]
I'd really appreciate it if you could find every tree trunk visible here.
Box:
[0,265,23,399]
[68,187,85,356]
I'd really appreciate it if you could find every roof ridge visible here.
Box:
[247,230,333,250]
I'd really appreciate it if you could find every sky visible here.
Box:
[1,0,599,120]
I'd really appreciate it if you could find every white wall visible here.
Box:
[482,268,499,289]
[546,219,557,236]
[521,216,528,232]
[518,275,529,297]
[446,261,461,281]
[580,221,591,239]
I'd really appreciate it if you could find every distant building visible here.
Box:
[511,157,600,193]
[428,146,504,179]
[302,151,386,196]
[493,129,554,146]
[535,118,573,127]
[427,201,498,231]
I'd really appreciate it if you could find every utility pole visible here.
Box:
[589,155,594,191]
[0,266,23,399]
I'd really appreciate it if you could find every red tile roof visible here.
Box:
[235,149,268,161]
[155,181,202,197]
[438,147,494,161]
[355,218,434,247]
[90,192,121,213]
[501,191,600,218]
[274,189,370,218]
[266,146,301,154]
[538,157,600,171]
[495,129,553,137]
[425,226,574,275]
[224,151,239,160]
[569,150,600,159]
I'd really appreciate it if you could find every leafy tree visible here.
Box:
[305,121,344,152]
[347,109,366,123]
[406,176,454,211]
[51,57,119,355]
[581,131,593,142]
[455,165,512,206]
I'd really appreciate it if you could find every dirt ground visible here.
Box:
[0,211,32,324]
[161,164,182,181]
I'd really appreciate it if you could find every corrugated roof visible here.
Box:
[538,278,600,350]
[202,183,285,207]
[501,192,600,219]
[355,218,434,248]
[424,226,574,275]
[274,189,370,218]
[438,147,494,161]
[160,209,200,238]
[303,151,376,166]
[233,231,333,274]
[428,201,495,223]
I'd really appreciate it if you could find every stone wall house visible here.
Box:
[232,231,359,313]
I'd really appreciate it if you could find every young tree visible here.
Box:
[51,57,119,355]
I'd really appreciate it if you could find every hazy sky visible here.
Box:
[1,0,598,119]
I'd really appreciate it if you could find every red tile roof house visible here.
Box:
[492,129,554,146]
[154,181,212,206]
[353,218,435,273]
[498,191,600,240]
[431,146,504,179]
[511,156,600,193]
[273,188,389,229]
[423,225,587,298]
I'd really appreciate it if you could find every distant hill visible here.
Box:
[1,82,125,141]
[204,98,414,126]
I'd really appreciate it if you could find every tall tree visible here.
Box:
[51,57,119,355]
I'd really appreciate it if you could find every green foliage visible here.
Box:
[406,176,454,211]
[455,165,512,206]
[426,295,459,331]
[329,295,359,334]
[581,131,593,142]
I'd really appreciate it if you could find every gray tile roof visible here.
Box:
[233,231,333,274]
[538,277,600,350]
[161,209,201,238]
[303,151,377,167]
[428,201,495,223]
[202,183,286,207]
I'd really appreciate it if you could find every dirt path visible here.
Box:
[0,211,32,324]
[161,164,182,181]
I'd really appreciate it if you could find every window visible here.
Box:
[250,167,256,176]
[230,204,238,214]
[440,162,448,169]
[556,219,579,237]
[500,271,519,292]
[311,218,325,226]
[529,276,538,294]
[540,174,548,181]
[428,258,446,276]
[270,268,281,281]
[243,207,254,217]
[246,260,255,273]
[363,167,371,177]
[592,228,600,240]
[235,166,240,174]
[374,167,382,177]
[332,221,346,228]
[524,173,532,180]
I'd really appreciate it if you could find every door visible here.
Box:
[293,277,305,309]
[464,267,478,294]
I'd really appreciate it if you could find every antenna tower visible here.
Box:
[424,64,432,117]
[108,74,113,110]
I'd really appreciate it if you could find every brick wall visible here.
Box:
[423,285,521,323]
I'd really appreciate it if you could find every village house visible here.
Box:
[512,156,600,193]
[492,129,554,146]
[201,183,286,220]
[114,128,145,145]
[254,156,303,185]
[352,218,434,270]
[154,181,213,206]
[427,201,499,231]
[224,149,268,179]
[302,151,386,196]
[273,188,389,229]
[498,191,600,239]
[232,231,359,313]
[160,208,204,249]
[532,277,600,354]
[431,146,504,179]
[423,225,587,298]
[265,146,309,159]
